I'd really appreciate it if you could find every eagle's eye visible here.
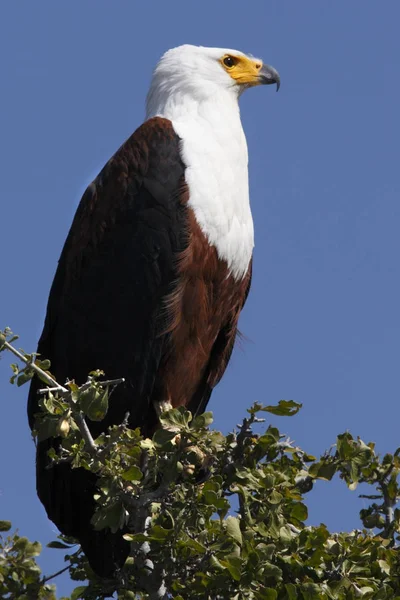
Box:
[223,56,237,68]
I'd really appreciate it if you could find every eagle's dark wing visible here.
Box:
[27,117,189,576]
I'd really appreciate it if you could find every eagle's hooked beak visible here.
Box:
[259,64,280,91]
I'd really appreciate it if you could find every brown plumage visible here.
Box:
[159,202,252,414]
[27,117,252,577]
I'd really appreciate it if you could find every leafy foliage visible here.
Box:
[0,522,56,599]
[1,328,400,599]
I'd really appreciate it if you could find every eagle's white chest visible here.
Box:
[147,92,254,281]
[172,109,253,280]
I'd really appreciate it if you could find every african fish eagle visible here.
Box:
[27,44,280,577]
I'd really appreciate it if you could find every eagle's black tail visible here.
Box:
[36,440,129,578]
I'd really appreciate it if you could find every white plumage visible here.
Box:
[146,45,254,280]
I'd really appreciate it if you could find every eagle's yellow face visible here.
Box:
[220,54,263,85]
[220,53,280,89]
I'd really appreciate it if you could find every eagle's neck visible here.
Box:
[146,91,254,281]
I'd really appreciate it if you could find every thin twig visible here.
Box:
[41,564,71,584]
[37,385,68,395]
[4,341,64,390]
[37,377,125,396]
[75,412,98,455]
[4,340,127,456]
[92,377,125,388]
[381,480,395,536]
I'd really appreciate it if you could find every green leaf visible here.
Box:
[35,358,51,370]
[263,561,283,581]
[140,438,155,452]
[279,526,293,543]
[71,586,88,600]
[91,499,127,533]
[202,480,221,493]
[88,369,105,378]
[210,554,226,571]
[256,543,276,560]
[299,583,324,599]
[225,516,243,546]
[262,400,302,417]
[215,497,230,516]
[26,540,42,557]
[122,465,143,481]
[285,583,298,599]
[248,402,264,414]
[378,559,390,575]
[152,428,178,447]
[269,490,283,504]
[46,541,72,549]
[358,588,375,596]
[221,556,242,581]
[17,370,34,386]
[336,432,354,459]
[0,520,12,531]
[35,416,60,442]
[42,393,57,414]
[118,592,137,600]
[159,406,192,429]
[181,536,207,554]
[13,536,30,552]
[149,525,171,542]
[80,387,109,421]
[203,490,219,506]
[66,379,78,390]
[258,589,278,600]
[308,460,337,481]
[290,502,308,522]
[191,412,214,429]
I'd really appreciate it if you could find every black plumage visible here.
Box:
[28,118,189,575]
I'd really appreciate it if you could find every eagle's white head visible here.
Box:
[146,44,280,118]
[146,45,280,280]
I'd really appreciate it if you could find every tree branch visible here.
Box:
[3,338,125,457]
[41,564,70,584]
[37,377,126,396]
[3,341,64,390]
[75,412,98,455]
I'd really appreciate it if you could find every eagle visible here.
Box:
[27,44,280,577]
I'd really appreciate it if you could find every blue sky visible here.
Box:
[1,2,400,596]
